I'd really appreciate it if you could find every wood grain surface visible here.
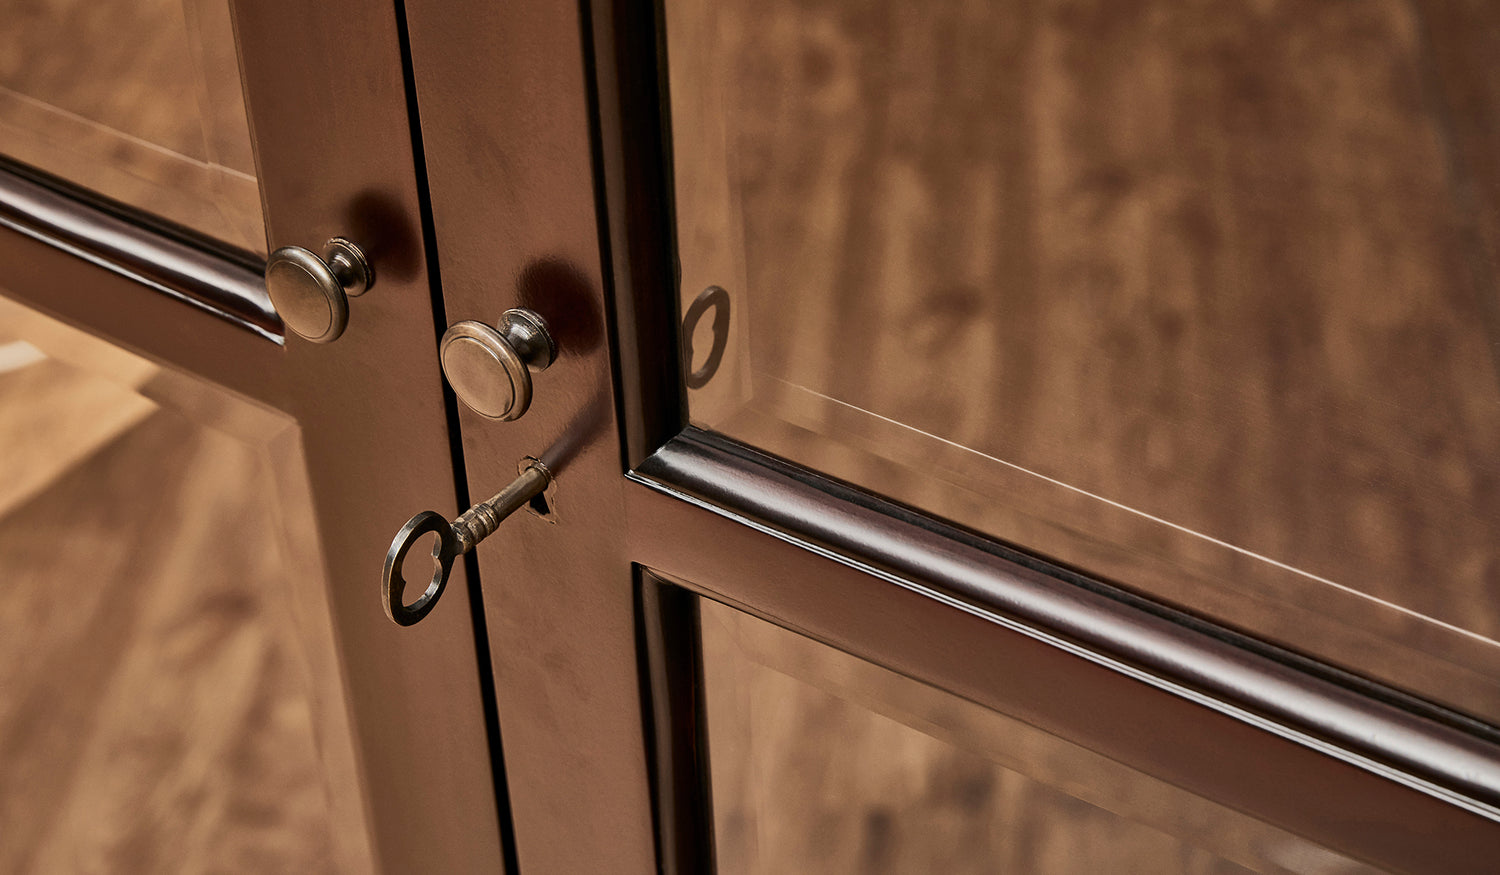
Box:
[0,326,340,873]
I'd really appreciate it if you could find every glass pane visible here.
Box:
[700,598,1378,874]
[0,293,368,870]
[0,0,265,254]
[666,1,1500,721]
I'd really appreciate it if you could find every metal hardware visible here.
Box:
[382,458,553,626]
[439,308,557,421]
[264,237,373,343]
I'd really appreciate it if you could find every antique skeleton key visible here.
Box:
[382,458,552,626]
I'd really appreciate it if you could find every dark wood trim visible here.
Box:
[625,436,1500,870]
[638,570,717,875]
[399,0,656,871]
[0,161,287,407]
[231,0,509,871]
[388,1,523,870]
[0,174,287,408]
[634,428,1500,815]
[0,162,279,342]
[586,0,688,470]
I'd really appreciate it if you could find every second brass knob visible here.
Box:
[440,308,556,421]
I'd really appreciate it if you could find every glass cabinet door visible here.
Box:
[382,0,1500,871]
[1,0,264,254]
[665,0,1500,727]
[0,295,359,872]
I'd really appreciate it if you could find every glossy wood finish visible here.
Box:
[589,0,690,467]
[0,164,275,335]
[229,1,506,871]
[692,594,1380,873]
[19,0,1493,869]
[0,166,284,408]
[641,429,1500,809]
[402,2,657,870]
[632,430,1500,871]
[638,573,716,875]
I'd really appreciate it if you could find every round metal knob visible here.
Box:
[440,308,557,421]
[264,237,373,343]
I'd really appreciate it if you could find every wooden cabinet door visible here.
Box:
[404,1,1500,872]
[0,1,505,871]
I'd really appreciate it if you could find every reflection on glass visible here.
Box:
[667,0,1500,720]
[0,0,265,254]
[0,294,361,870]
[700,599,1376,874]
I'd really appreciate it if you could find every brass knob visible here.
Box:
[439,308,556,421]
[264,237,373,343]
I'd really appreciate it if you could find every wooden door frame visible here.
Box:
[0,1,508,871]
[406,0,1500,871]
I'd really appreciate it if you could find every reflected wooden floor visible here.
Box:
[671,0,1500,721]
[0,338,338,873]
[699,599,1379,875]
